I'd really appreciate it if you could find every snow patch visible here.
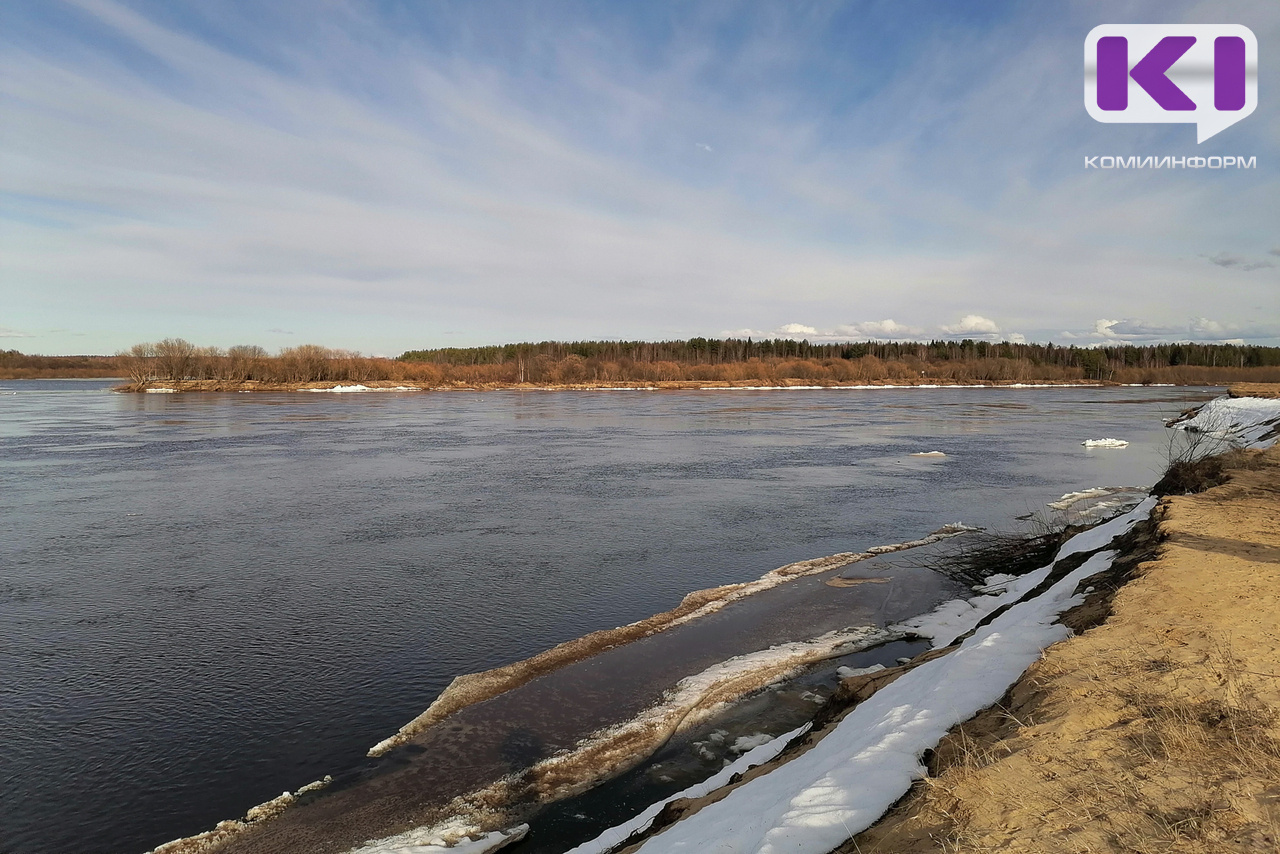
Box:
[1169,395,1280,449]
[145,387,177,393]
[566,724,809,854]
[305,385,419,393]
[896,498,1155,648]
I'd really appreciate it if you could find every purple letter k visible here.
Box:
[1097,35,1197,111]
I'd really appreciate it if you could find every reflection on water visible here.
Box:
[0,380,1215,854]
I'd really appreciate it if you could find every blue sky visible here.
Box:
[2,0,1277,355]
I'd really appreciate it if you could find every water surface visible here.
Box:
[0,381,1214,853]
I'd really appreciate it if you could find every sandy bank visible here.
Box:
[849,445,1280,853]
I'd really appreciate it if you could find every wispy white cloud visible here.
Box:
[1,0,1277,354]
[1206,252,1275,272]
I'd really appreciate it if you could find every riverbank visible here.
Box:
[550,393,1280,854]
[848,442,1280,853]
[115,378,1124,393]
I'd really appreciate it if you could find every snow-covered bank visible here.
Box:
[569,500,1156,854]
[896,498,1155,648]
[1168,394,1280,449]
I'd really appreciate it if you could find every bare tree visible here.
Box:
[153,338,196,380]
[227,345,268,381]
[117,343,157,387]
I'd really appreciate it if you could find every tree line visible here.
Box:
[400,338,1280,379]
[5,338,1279,386]
[0,349,119,378]
[114,340,397,386]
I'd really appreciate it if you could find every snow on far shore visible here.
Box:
[570,500,1156,854]
[305,385,420,393]
[1171,395,1280,449]
[591,383,1104,391]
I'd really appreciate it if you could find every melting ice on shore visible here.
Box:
[570,499,1157,854]
[353,820,529,854]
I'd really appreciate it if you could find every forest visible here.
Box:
[4,338,1279,386]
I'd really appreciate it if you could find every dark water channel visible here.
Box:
[0,381,1214,853]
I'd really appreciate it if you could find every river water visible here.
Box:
[0,381,1214,854]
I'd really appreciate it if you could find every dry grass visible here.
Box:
[1152,447,1270,496]
[891,641,1280,854]
[848,449,1280,854]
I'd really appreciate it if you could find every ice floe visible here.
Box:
[730,733,776,754]
[1047,487,1114,510]
[1046,487,1148,520]
[591,384,1103,392]
[908,450,946,457]
[351,820,529,854]
[1081,438,1129,448]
